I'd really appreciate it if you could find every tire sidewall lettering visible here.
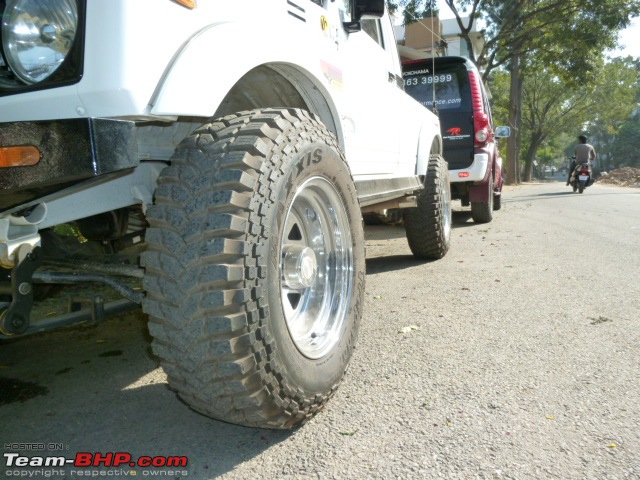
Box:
[261,140,364,392]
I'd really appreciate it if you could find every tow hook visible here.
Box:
[0,247,42,335]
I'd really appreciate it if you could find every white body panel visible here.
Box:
[0,0,440,179]
[450,153,489,183]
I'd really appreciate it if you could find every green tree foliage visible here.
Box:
[519,65,593,180]
[490,59,640,179]
[387,0,639,78]
[387,0,439,25]
[611,114,640,168]
[588,57,640,170]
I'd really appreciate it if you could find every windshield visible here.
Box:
[403,65,469,112]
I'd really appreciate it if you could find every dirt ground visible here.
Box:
[597,166,640,187]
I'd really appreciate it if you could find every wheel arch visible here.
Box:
[212,63,340,142]
[149,24,343,147]
[468,142,497,202]
[416,123,443,179]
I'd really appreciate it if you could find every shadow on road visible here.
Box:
[0,311,293,477]
[366,254,431,274]
[536,191,578,196]
[451,210,477,227]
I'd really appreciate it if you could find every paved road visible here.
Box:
[1,181,639,479]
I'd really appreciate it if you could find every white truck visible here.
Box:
[0,0,450,428]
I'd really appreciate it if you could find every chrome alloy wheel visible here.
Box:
[442,180,453,241]
[280,176,354,359]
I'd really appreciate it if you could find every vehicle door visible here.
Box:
[332,3,402,176]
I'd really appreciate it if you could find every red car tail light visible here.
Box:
[469,71,489,146]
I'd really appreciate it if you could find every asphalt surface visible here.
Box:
[1,179,639,480]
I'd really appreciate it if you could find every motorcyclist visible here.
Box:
[567,135,596,186]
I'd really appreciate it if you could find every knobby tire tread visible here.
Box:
[493,193,502,211]
[142,108,351,429]
[471,173,494,223]
[403,154,451,260]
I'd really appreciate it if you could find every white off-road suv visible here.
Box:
[0,0,450,428]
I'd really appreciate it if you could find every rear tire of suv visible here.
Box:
[142,108,365,429]
[471,174,494,223]
[403,154,452,259]
[493,193,502,211]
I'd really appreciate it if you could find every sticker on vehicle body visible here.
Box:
[444,127,471,141]
[403,68,431,76]
[172,0,196,9]
[321,60,343,90]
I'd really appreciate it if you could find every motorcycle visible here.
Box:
[569,163,593,193]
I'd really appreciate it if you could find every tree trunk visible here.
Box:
[506,52,522,185]
[522,148,536,181]
[522,132,544,182]
[514,75,523,184]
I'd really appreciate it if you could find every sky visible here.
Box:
[613,16,640,58]
[435,0,640,59]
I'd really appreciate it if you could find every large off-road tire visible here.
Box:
[403,154,452,259]
[471,174,494,223]
[142,108,365,429]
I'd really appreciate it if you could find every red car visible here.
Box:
[403,56,510,223]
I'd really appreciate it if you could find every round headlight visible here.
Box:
[2,0,78,85]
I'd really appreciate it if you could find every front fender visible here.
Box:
[416,121,442,178]
[150,21,336,122]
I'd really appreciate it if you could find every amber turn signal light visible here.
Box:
[174,0,196,8]
[0,146,41,168]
